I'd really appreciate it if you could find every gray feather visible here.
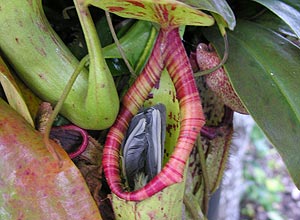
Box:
[121,103,166,190]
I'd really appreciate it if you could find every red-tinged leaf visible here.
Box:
[86,0,214,28]
[0,56,34,127]
[0,98,102,220]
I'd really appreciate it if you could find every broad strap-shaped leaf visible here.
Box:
[252,0,300,38]
[86,0,214,28]
[182,0,236,30]
[0,56,34,126]
[253,11,297,38]
[205,20,300,188]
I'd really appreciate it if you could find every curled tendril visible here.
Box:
[194,34,229,77]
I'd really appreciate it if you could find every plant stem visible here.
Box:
[183,195,207,220]
[197,135,210,216]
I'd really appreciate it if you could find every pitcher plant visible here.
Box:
[1,0,300,219]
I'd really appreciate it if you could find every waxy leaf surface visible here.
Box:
[253,11,297,38]
[86,0,214,28]
[144,69,180,165]
[112,168,186,220]
[252,0,300,38]
[103,20,158,74]
[205,20,300,187]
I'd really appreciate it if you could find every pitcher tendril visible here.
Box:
[105,11,137,78]
[43,56,89,162]
[194,34,229,77]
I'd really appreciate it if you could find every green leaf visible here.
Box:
[86,0,214,28]
[253,11,297,38]
[205,20,300,188]
[0,56,34,127]
[232,0,265,19]
[103,20,158,74]
[252,0,300,38]
[182,0,236,30]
